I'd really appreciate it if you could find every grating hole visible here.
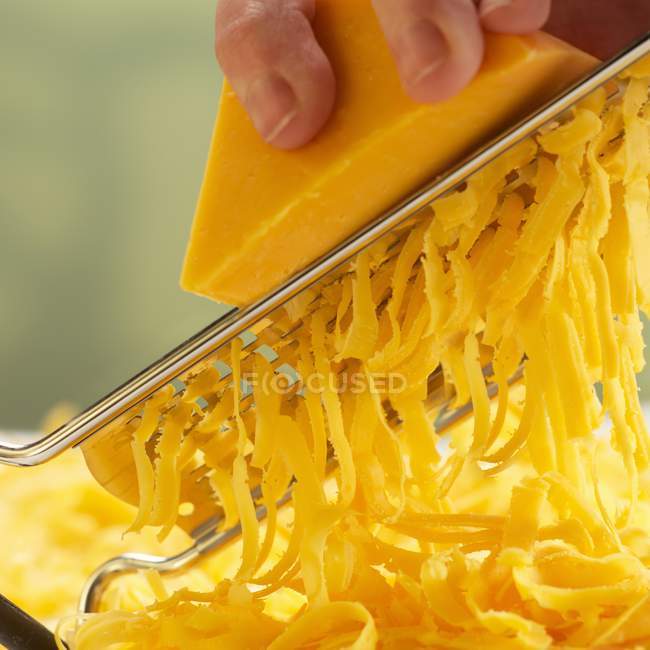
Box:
[276,363,300,388]
[171,378,186,394]
[254,344,279,362]
[241,378,253,398]
[179,502,195,517]
[239,331,258,348]
[214,360,232,378]
[196,396,209,411]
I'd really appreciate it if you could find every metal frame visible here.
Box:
[78,488,294,612]
[78,515,246,612]
[1,32,648,469]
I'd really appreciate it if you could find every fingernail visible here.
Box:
[400,20,448,87]
[480,0,512,18]
[246,74,298,144]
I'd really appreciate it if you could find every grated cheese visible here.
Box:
[57,71,650,649]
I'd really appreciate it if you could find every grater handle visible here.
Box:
[0,594,61,650]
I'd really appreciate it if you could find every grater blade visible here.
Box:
[0,33,646,472]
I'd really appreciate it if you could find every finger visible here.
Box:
[215,0,335,149]
[372,0,484,104]
[479,0,551,34]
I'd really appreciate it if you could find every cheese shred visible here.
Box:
[59,71,650,649]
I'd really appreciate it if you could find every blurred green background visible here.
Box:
[1,0,228,430]
[1,2,649,431]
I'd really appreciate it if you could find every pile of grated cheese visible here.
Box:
[0,449,220,628]
[1,404,237,629]
[59,62,650,649]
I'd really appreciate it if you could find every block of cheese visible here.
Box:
[181,1,596,306]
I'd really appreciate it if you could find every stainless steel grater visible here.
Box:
[1,32,648,617]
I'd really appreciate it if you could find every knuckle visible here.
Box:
[216,1,269,55]
[215,0,312,63]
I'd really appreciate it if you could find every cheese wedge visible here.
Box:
[181,1,596,306]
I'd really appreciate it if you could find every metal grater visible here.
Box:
[1,33,648,618]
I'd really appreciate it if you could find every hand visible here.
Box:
[214,0,647,150]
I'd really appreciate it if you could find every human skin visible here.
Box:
[214,0,649,149]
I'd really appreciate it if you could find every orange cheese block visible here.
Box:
[181,2,596,307]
